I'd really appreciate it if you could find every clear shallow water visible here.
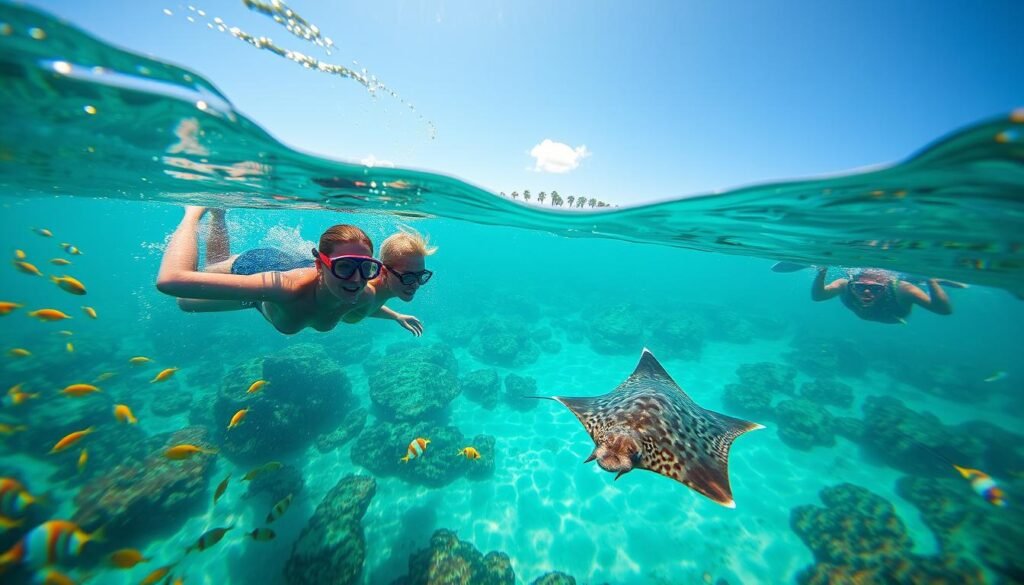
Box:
[1,3,1023,585]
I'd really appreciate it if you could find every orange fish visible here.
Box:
[151,368,179,383]
[164,444,217,460]
[61,383,101,397]
[401,437,430,463]
[0,302,23,315]
[50,427,94,454]
[213,474,230,505]
[139,564,176,585]
[457,446,481,460]
[49,258,72,266]
[4,389,39,407]
[81,306,97,319]
[51,276,86,295]
[108,547,148,568]
[129,356,153,365]
[13,261,42,276]
[8,348,30,358]
[0,520,102,569]
[28,309,72,321]
[246,380,268,394]
[77,449,88,473]
[953,465,1007,507]
[113,404,137,424]
[227,408,249,429]
[0,478,39,517]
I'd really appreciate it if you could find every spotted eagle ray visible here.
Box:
[536,348,763,508]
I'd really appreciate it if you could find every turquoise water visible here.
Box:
[1,3,1023,585]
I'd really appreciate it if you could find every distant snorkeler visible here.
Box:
[156,206,435,335]
[810,266,964,324]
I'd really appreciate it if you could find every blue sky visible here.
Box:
[26,0,1024,205]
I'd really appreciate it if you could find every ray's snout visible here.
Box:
[586,426,642,477]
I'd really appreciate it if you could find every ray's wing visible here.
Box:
[551,395,615,441]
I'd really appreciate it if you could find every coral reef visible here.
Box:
[531,573,577,585]
[784,335,867,378]
[464,434,496,481]
[798,378,854,409]
[722,361,796,417]
[504,373,539,412]
[588,305,643,355]
[791,483,983,585]
[150,391,193,417]
[391,529,515,585]
[367,343,460,421]
[315,407,368,453]
[774,399,836,451]
[351,420,493,487]
[436,316,481,347]
[243,462,305,504]
[469,317,541,367]
[284,475,377,585]
[650,313,708,361]
[460,368,502,410]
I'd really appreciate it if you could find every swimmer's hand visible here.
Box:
[395,314,424,337]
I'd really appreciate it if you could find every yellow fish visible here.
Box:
[242,461,283,481]
[246,379,268,394]
[14,249,25,260]
[61,383,101,397]
[8,348,31,358]
[81,306,97,319]
[113,404,137,424]
[77,449,88,473]
[61,243,82,255]
[34,228,53,237]
[4,387,39,407]
[129,356,153,365]
[401,437,430,463]
[164,444,217,460]
[50,427,94,453]
[457,446,481,460]
[213,474,230,505]
[0,423,27,435]
[14,261,42,276]
[66,342,74,353]
[265,494,293,523]
[139,565,176,585]
[49,258,72,266]
[51,275,87,295]
[151,368,179,383]
[0,301,23,315]
[227,408,249,430]
[28,308,72,321]
[109,547,148,568]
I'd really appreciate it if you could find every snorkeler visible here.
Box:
[811,267,958,324]
[155,207,429,336]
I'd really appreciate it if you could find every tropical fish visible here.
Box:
[61,383,101,397]
[37,568,85,585]
[49,258,72,266]
[534,348,763,507]
[51,276,86,295]
[0,520,102,570]
[93,372,116,383]
[66,342,74,353]
[401,437,430,463]
[164,444,217,460]
[108,547,148,568]
[265,494,293,523]
[139,564,175,585]
[151,368,179,383]
[14,261,43,276]
[81,306,97,319]
[34,228,53,237]
[185,526,233,554]
[29,309,72,321]
[457,446,481,460]
[50,427,94,454]
[57,330,73,336]
[0,478,40,517]
[77,449,87,473]
[249,528,275,541]
[129,356,152,365]
[953,465,1007,507]
[61,243,82,255]
[113,404,137,424]
[0,302,23,315]
[984,370,1007,383]
[213,474,230,505]
[8,348,30,358]
[246,379,268,394]
[242,461,283,481]
[227,408,249,429]
[0,516,25,530]
[14,250,25,260]
[0,423,27,435]
[4,385,39,407]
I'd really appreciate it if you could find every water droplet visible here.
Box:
[83,105,97,115]
[52,61,72,75]
[28,27,46,40]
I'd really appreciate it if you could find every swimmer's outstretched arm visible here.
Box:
[372,305,424,337]
[898,279,953,315]
[810,266,847,301]
[156,207,298,302]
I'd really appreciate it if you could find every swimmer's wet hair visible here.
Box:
[319,224,373,254]
[381,226,437,264]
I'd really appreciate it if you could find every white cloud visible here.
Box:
[360,154,395,168]
[529,139,590,173]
